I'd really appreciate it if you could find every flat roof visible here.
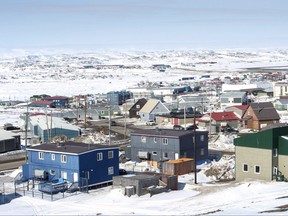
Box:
[28,142,119,155]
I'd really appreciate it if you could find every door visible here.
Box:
[61,171,67,180]
[73,172,79,182]
[174,153,179,160]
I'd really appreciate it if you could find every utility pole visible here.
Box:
[108,104,111,145]
[194,107,197,184]
[84,95,87,130]
[124,102,127,139]
[25,101,28,163]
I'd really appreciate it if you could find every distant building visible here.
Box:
[0,130,21,153]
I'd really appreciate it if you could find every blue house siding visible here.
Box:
[23,150,80,182]
[78,148,119,186]
[22,142,119,188]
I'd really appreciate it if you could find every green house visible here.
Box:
[234,125,288,181]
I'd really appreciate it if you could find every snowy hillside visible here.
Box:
[0,49,288,101]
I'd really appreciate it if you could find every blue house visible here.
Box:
[44,96,69,108]
[22,142,120,187]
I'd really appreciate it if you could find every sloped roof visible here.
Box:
[249,102,280,120]
[226,105,249,111]
[139,99,160,113]
[131,129,207,138]
[31,100,54,105]
[199,111,240,122]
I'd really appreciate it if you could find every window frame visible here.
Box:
[39,152,44,160]
[141,136,146,143]
[108,151,114,159]
[108,166,114,175]
[51,153,55,161]
[61,154,67,163]
[97,152,103,161]
[243,163,248,172]
[254,165,260,174]
[162,138,168,145]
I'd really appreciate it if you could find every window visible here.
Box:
[108,166,114,175]
[39,152,44,160]
[200,148,205,156]
[141,136,146,143]
[163,152,168,158]
[162,138,168,145]
[51,154,55,161]
[200,135,204,142]
[255,165,260,174]
[243,164,248,172]
[61,171,67,179]
[108,151,114,159]
[136,105,140,109]
[50,170,56,175]
[61,155,67,163]
[153,137,157,143]
[136,111,139,115]
[152,151,157,155]
[97,153,103,161]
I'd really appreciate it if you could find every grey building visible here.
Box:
[130,129,208,163]
[0,130,21,153]
[138,99,170,122]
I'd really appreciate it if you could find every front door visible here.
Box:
[73,172,79,182]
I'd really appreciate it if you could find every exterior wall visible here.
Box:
[130,131,208,162]
[23,150,80,182]
[0,137,21,153]
[78,148,119,186]
[235,146,272,181]
[274,84,288,97]
[278,155,288,177]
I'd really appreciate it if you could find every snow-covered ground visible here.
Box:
[1,49,288,215]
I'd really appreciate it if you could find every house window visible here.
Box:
[108,151,114,159]
[108,166,114,175]
[153,137,157,143]
[152,151,157,155]
[162,138,168,145]
[273,148,278,157]
[243,164,248,172]
[61,155,67,163]
[163,152,168,158]
[136,105,140,109]
[97,152,103,161]
[273,166,278,175]
[200,148,205,156]
[61,171,67,179]
[39,152,44,160]
[141,136,146,143]
[101,111,105,115]
[50,170,56,175]
[255,165,260,174]
[136,111,139,115]
[200,135,204,142]
[51,154,55,161]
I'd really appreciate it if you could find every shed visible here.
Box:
[162,158,194,175]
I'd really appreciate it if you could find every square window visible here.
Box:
[141,136,146,143]
[97,153,103,161]
[162,138,168,145]
[108,151,113,159]
[39,152,44,160]
[200,135,204,142]
[255,165,260,174]
[163,152,168,158]
[61,155,67,163]
[200,148,205,156]
[243,164,248,172]
[136,105,140,109]
[108,166,114,175]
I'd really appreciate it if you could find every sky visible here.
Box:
[1,0,288,51]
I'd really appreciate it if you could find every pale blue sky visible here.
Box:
[1,0,288,50]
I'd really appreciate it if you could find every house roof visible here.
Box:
[220,91,246,97]
[225,105,249,111]
[139,99,160,113]
[249,102,280,120]
[199,111,240,122]
[45,96,68,100]
[28,142,119,155]
[131,129,207,138]
[31,100,54,105]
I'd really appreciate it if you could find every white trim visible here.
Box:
[254,165,261,174]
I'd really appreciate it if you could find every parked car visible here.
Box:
[146,120,156,126]
[173,125,184,130]
[111,121,117,126]
[119,169,127,175]
[185,125,198,130]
